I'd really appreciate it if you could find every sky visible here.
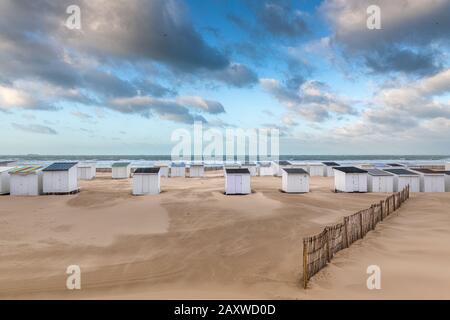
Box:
[0,0,449,155]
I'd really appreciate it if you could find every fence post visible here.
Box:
[380,200,384,221]
[359,212,363,239]
[325,228,331,262]
[303,239,308,289]
[343,217,349,248]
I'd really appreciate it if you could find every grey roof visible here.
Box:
[334,166,367,174]
[134,167,160,174]
[383,168,419,176]
[43,162,78,171]
[386,163,404,167]
[322,161,340,166]
[171,162,186,167]
[367,168,393,176]
[276,160,291,165]
[283,168,309,175]
[433,171,450,175]
[411,168,445,175]
[242,162,256,166]
[226,168,250,174]
[112,162,131,168]
[257,162,271,167]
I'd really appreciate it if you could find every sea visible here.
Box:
[1,155,449,169]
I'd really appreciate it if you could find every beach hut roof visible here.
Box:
[411,168,445,175]
[383,168,418,176]
[112,162,131,168]
[226,168,250,174]
[171,162,186,167]
[386,163,404,167]
[276,160,291,165]
[242,162,256,166]
[322,161,340,166]
[367,168,393,176]
[134,167,160,174]
[0,166,15,173]
[9,166,43,175]
[258,162,271,167]
[433,171,450,175]
[43,162,78,171]
[283,168,308,175]
[334,166,367,174]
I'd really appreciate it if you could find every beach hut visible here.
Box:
[225,168,251,195]
[0,167,14,194]
[0,160,17,167]
[189,163,204,177]
[272,161,292,177]
[77,162,96,180]
[435,171,450,192]
[282,168,309,193]
[383,169,420,192]
[154,162,169,177]
[43,162,79,194]
[258,162,274,176]
[367,169,394,193]
[241,162,257,176]
[410,168,445,193]
[112,162,131,179]
[333,167,368,193]
[132,167,160,195]
[170,162,186,177]
[308,163,325,176]
[446,163,450,171]
[358,163,375,169]
[9,166,44,196]
[322,162,340,177]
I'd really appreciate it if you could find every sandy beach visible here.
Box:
[0,171,449,299]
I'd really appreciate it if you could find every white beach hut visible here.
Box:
[410,168,445,193]
[112,162,131,179]
[322,162,340,177]
[446,163,450,171]
[241,162,257,176]
[170,162,186,177]
[132,167,160,195]
[225,168,251,195]
[438,171,450,192]
[258,162,274,176]
[308,163,325,176]
[0,167,14,194]
[334,167,368,193]
[383,169,420,192]
[154,162,169,177]
[77,162,96,180]
[43,162,79,194]
[367,169,394,193]
[9,166,44,196]
[189,163,204,177]
[282,168,309,193]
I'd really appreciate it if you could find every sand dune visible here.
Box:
[0,172,448,299]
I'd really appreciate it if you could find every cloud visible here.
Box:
[71,111,93,120]
[12,123,58,135]
[260,78,356,122]
[0,85,35,109]
[176,96,225,114]
[212,63,258,87]
[320,0,450,75]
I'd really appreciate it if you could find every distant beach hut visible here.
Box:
[225,168,251,195]
[43,162,79,194]
[367,169,394,193]
[358,163,375,169]
[383,168,420,192]
[189,162,204,177]
[258,162,273,176]
[446,163,450,171]
[333,167,368,193]
[272,160,292,177]
[9,166,44,196]
[170,162,186,177]
[112,162,131,179]
[0,167,14,194]
[282,168,309,193]
[410,168,445,193]
[0,160,17,167]
[154,162,169,177]
[308,163,325,176]
[241,162,257,176]
[132,167,160,195]
[77,162,96,180]
[322,162,340,177]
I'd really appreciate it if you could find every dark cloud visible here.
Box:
[212,63,258,88]
[12,123,58,135]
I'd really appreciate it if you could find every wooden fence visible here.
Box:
[302,185,410,289]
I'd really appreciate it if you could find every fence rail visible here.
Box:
[302,185,410,288]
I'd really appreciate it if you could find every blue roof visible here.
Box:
[43,162,78,171]
[171,162,186,167]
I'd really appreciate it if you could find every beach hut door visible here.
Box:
[235,175,242,193]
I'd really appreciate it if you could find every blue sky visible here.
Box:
[1,0,449,155]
